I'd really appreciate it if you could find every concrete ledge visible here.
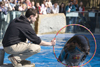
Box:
[35,13,66,34]
[0,64,35,67]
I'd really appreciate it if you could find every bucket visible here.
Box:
[0,47,5,65]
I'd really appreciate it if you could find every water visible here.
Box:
[3,34,100,67]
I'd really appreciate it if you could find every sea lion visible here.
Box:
[58,35,90,66]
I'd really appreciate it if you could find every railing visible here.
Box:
[0,11,25,46]
[0,11,100,46]
[66,11,100,33]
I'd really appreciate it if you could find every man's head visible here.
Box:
[54,2,58,8]
[36,2,40,7]
[69,1,73,6]
[43,0,46,4]
[79,1,83,6]
[0,2,5,8]
[61,3,65,7]
[65,35,90,54]
[68,2,70,6]
[31,1,35,6]
[25,8,38,23]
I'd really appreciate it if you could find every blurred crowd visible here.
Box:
[0,0,100,33]
[0,0,99,33]
[0,0,60,15]
[0,0,98,15]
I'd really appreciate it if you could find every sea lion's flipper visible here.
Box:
[58,49,68,62]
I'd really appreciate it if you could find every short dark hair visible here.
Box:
[25,8,37,18]
[0,1,5,6]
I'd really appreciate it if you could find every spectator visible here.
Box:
[14,0,24,11]
[65,2,70,13]
[20,0,25,4]
[14,0,17,5]
[8,0,15,11]
[78,2,85,14]
[73,0,78,11]
[18,3,27,11]
[88,7,97,33]
[59,3,65,14]
[71,0,78,5]
[0,1,7,15]
[41,0,46,9]
[65,2,70,27]
[78,1,86,31]
[31,1,35,9]
[36,2,42,14]
[65,1,76,33]
[17,0,25,5]
[46,3,52,14]
[4,0,13,11]
[25,0,31,9]
[73,0,79,32]
[45,0,52,8]
[52,2,59,14]
[41,0,47,14]
[65,1,76,12]
[78,2,85,23]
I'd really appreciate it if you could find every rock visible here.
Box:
[35,13,66,34]
[0,64,35,67]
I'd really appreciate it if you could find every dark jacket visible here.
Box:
[65,5,76,12]
[59,6,65,14]
[74,4,79,11]
[2,15,41,47]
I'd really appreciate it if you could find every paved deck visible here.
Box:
[0,64,35,67]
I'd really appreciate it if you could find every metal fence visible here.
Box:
[66,11,100,34]
[0,11,25,46]
[0,11,100,46]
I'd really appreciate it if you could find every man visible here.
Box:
[45,0,52,8]
[2,8,56,67]
[73,0,79,11]
[65,1,76,33]
[65,1,76,12]
[36,2,42,14]
[52,2,59,14]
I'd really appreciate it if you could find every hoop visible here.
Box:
[53,24,97,67]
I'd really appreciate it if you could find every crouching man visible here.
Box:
[2,8,56,67]
[58,35,90,66]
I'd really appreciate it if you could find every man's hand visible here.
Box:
[51,39,56,46]
[39,39,56,46]
[67,8,71,12]
[0,9,2,11]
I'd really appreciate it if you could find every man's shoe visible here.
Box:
[20,60,31,65]
[8,55,22,67]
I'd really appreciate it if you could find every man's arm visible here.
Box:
[39,39,56,46]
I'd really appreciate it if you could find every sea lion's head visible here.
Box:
[64,35,90,55]
[58,35,90,66]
